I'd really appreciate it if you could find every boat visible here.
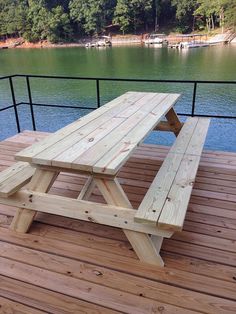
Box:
[85,36,112,48]
[144,34,166,45]
[178,41,209,49]
[168,34,209,49]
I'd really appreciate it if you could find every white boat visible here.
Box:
[85,36,112,48]
[144,34,165,45]
[96,36,112,47]
[169,34,209,49]
[178,41,209,49]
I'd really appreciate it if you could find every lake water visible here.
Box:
[0,45,235,151]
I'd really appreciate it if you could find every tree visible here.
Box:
[113,0,153,33]
[69,0,107,35]
[113,0,130,34]
[48,6,72,42]
[194,0,219,32]
[194,0,236,32]
[172,0,198,32]
[23,0,71,42]
[130,0,153,32]
[0,0,28,38]
[223,0,236,30]
[24,0,51,42]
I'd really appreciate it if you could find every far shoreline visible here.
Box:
[0,32,235,50]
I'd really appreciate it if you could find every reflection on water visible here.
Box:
[0,45,235,151]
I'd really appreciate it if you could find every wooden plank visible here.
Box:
[162,239,236,267]
[0,296,46,314]
[77,176,95,200]
[2,131,236,313]
[135,153,183,224]
[15,92,141,163]
[68,93,171,173]
[185,214,236,236]
[135,118,199,224]
[94,177,165,266]
[155,121,184,132]
[0,227,235,302]
[1,240,235,314]
[53,94,166,168]
[173,230,236,253]
[31,223,136,258]
[32,93,147,166]
[0,275,118,314]
[92,94,180,175]
[165,108,183,136]
[1,190,173,237]
[185,118,211,156]
[158,155,201,231]
[0,256,197,314]
[0,162,29,183]
[191,189,236,203]
[0,162,35,197]
[10,169,58,233]
[163,251,236,284]
[136,117,210,229]
[168,117,199,154]
[52,116,126,168]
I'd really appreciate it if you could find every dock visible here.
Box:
[0,130,236,313]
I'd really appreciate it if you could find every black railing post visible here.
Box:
[9,77,20,133]
[96,79,100,108]
[26,76,36,130]
[191,82,197,117]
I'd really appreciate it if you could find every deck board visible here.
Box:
[0,130,236,313]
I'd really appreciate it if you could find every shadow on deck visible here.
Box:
[0,130,236,313]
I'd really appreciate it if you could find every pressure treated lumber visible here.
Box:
[0,162,34,197]
[0,190,173,237]
[10,169,58,233]
[135,117,210,231]
[15,92,180,175]
[1,130,236,313]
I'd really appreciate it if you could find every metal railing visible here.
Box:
[0,74,235,134]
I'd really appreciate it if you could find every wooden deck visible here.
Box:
[0,130,236,314]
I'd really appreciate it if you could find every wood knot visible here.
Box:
[88,217,96,222]
[157,306,165,313]
[93,270,103,276]
[88,137,94,142]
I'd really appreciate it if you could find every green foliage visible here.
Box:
[69,0,108,34]
[171,0,198,32]
[223,0,236,30]
[113,0,130,33]
[193,0,236,32]
[0,0,234,41]
[0,0,28,37]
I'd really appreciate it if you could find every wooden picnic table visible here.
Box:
[0,91,210,266]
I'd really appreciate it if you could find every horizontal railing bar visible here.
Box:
[0,75,16,80]
[178,113,236,119]
[18,102,236,119]
[20,102,97,110]
[0,104,16,112]
[13,74,236,84]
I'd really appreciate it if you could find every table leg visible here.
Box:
[94,177,164,266]
[10,169,58,233]
[165,108,182,136]
[77,176,95,200]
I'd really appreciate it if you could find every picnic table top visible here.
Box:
[15,91,180,175]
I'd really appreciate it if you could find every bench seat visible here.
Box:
[0,162,35,197]
[135,117,210,232]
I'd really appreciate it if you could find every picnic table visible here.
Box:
[0,91,210,266]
